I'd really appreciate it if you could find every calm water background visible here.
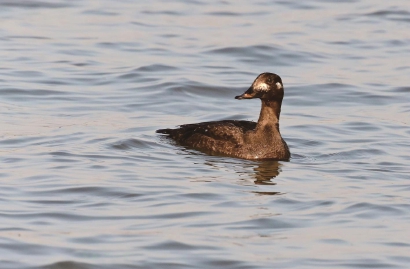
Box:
[1,0,410,268]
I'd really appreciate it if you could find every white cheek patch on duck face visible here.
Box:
[254,82,270,92]
[276,82,282,89]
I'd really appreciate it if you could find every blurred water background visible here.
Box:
[1,0,410,268]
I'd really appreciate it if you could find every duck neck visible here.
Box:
[256,99,282,131]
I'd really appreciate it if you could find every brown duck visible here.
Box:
[156,72,290,160]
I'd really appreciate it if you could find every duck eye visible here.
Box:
[267,78,273,84]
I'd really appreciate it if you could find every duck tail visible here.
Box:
[156,128,173,135]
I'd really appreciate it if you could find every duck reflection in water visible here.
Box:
[252,160,282,187]
[199,155,284,190]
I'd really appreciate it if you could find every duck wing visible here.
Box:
[157,120,256,145]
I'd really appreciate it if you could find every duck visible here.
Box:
[156,72,290,160]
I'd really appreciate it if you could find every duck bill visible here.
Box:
[235,86,255,100]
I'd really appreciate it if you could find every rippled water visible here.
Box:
[1,0,410,268]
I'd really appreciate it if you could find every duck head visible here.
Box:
[235,72,284,101]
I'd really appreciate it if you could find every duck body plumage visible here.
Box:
[156,73,291,161]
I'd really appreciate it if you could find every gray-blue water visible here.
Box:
[1,1,410,268]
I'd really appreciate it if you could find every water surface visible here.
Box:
[1,0,410,268]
